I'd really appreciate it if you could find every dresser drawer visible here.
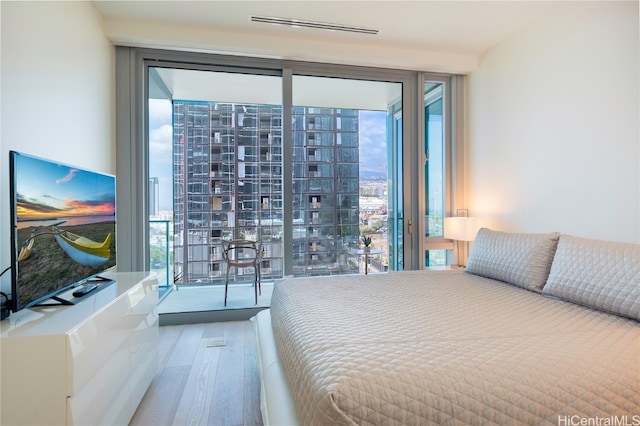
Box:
[66,287,131,395]
[67,343,130,425]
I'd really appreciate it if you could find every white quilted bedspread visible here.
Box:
[270,270,640,426]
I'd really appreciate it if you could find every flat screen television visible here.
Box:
[9,151,116,311]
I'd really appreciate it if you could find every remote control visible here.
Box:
[72,284,98,297]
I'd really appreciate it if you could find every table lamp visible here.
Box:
[443,210,480,267]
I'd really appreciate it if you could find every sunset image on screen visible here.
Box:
[14,154,115,223]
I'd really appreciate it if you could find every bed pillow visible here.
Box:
[542,235,640,321]
[465,228,560,292]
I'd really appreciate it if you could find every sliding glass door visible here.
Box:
[290,75,402,275]
[148,67,283,286]
[147,64,406,287]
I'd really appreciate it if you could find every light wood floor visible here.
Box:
[130,321,263,426]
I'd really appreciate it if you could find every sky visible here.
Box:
[356,110,388,175]
[149,99,387,211]
[13,153,116,221]
[149,99,174,211]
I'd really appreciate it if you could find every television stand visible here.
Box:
[32,276,116,307]
[0,271,159,426]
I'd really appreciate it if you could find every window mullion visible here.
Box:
[282,68,294,276]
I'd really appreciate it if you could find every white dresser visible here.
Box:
[0,271,159,426]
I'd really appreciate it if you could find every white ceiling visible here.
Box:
[92,1,563,72]
[92,1,559,55]
[95,1,563,107]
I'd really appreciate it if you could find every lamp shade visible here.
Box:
[443,217,480,242]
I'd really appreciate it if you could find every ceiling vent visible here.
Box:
[250,16,378,35]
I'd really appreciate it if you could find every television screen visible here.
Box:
[9,151,116,311]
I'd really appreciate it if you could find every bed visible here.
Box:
[253,230,640,425]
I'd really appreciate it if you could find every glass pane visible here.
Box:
[388,108,403,271]
[148,67,283,286]
[148,95,174,292]
[425,249,449,267]
[149,219,172,292]
[425,82,445,238]
[292,75,402,276]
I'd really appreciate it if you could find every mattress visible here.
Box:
[269,270,640,425]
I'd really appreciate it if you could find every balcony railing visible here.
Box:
[149,219,172,292]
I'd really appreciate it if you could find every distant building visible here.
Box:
[172,101,360,284]
[148,177,159,217]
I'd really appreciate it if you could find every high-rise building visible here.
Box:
[172,101,360,284]
[291,106,361,276]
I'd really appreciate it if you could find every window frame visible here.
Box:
[115,47,464,275]
[419,74,466,265]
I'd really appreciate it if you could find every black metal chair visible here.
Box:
[222,239,262,306]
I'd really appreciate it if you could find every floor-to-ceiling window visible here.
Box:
[116,47,463,312]
[148,68,402,287]
[148,68,284,287]
[421,75,464,267]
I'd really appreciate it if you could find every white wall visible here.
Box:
[467,1,639,243]
[0,1,114,295]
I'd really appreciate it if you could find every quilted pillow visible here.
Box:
[543,235,640,321]
[465,228,560,292]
